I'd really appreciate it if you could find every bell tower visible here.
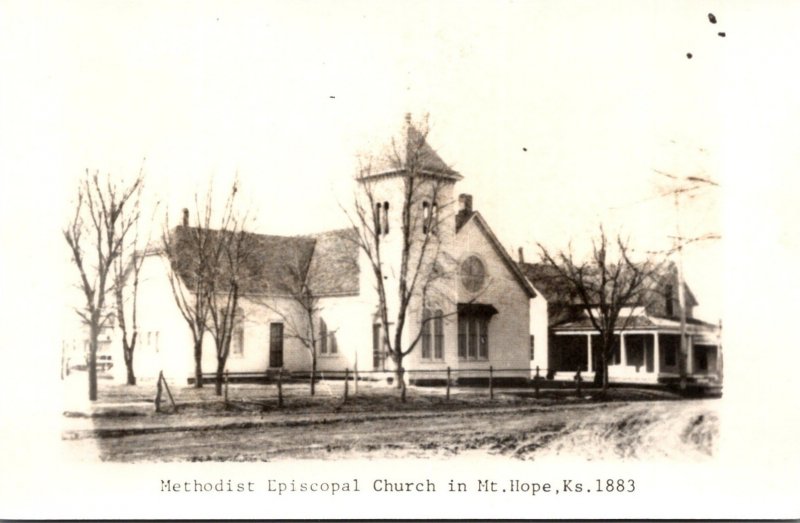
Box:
[356,115,463,361]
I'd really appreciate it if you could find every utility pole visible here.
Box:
[672,193,689,392]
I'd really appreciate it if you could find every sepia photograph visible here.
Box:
[0,0,798,519]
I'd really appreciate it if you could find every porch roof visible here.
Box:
[553,314,718,334]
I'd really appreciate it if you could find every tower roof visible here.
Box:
[360,116,463,182]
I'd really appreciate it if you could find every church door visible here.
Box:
[269,323,283,368]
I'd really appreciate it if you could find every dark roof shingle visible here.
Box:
[168,226,359,297]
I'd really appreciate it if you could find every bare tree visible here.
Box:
[163,180,255,394]
[204,183,256,396]
[256,250,323,396]
[162,199,215,388]
[345,117,457,401]
[538,225,662,392]
[64,169,144,400]
[111,187,156,386]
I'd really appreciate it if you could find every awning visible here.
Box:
[457,303,499,317]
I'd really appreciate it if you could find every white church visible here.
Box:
[128,118,548,384]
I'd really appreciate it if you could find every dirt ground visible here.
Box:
[61,376,719,462]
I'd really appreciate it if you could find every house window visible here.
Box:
[330,332,338,354]
[431,202,439,235]
[459,316,489,360]
[319,319,328,355]
[375,203,382,235]
[530,335,535,360]
[154,331,160,353]
[422,201,430,234]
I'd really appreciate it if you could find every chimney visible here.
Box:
[182,208,189,227]
[405,112,412,124]
[458,194,473,213]
[518,247,525,263]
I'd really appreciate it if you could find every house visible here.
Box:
[130,118,540,384]
[518,259,722,386]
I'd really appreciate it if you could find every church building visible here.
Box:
[131,118,540,384]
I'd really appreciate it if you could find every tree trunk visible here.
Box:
[88,334,98,401]
[193,339,203,388]
[123,342,136,385]
[214,359,225,396]
[593,349,604,387]
[396,362,407,402]
[601,350,609,391]
[310,356,316,396]
[126,362,136,386]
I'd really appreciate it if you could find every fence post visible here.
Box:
[344,368,349,403]
[154,370,163,413]
[489,365,494,400]
[446,366,451,401]
[278,368,283,408]
[574,366,583,396]
[534,365,540,398]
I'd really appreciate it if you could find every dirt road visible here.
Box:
[69,399,718,462]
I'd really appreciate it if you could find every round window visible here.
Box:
[460,255,486,292]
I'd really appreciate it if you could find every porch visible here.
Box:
[548,329,721,385]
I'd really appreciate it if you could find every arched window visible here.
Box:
[382,201,390,234]
[232,308,245,355]
[421,308,444,360]
[421,308,432,359]
[375,202,382,235]
[319,318,328,354]
[422,201,430,234]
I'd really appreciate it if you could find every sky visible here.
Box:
[5,0,798,326]
[2,2,800,515]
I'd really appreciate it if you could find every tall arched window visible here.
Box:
[422,201,430,234]
[375,202,382,235]
[421,308,444,360]
[421,308,432,359]
[382,201,390,234]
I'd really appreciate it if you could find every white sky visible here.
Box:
[5,0,798,325]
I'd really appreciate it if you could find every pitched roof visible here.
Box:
[362,120,463,182]
[456,211,537,298]
[305,228,360,296]
[518,262,575,302]
[167,226,359,297]
[518,260,701,316]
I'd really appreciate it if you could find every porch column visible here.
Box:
[620,333,627,366]
[686,335,694,374]
[586,334,593,372]
[653,332,660,375]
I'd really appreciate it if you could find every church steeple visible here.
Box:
[360,114,463,182]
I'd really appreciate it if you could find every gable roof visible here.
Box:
[456,211,537,298]
[518,260,700,314]
[361,121,463,182]
[167,226,359,297]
